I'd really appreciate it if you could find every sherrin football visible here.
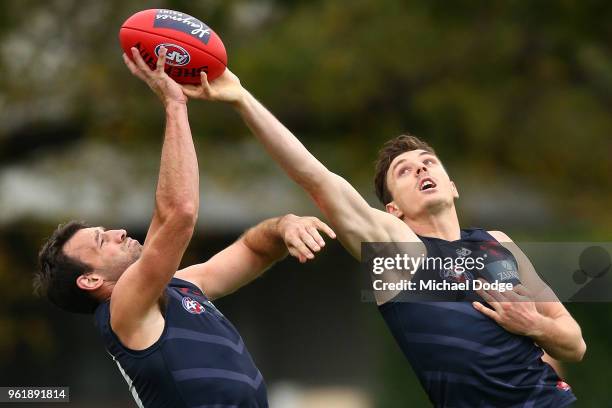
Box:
[119,9,227,84]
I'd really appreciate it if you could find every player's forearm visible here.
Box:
[211,218,287,296]
[531,314,586,362]
[242,217,288,266]
[233,90,330,192]
[155,102,199,223]
[232,90,378,256]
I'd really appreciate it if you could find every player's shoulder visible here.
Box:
[170,273,206,293]
[487,230,513,243]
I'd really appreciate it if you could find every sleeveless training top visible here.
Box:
[378,228,576,407]
[94,277,268,408]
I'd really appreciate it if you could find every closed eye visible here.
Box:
[96,227,107,249]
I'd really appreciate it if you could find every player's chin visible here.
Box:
[129,250,143,263]
[422,195,451,210]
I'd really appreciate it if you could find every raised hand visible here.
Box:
[123,46,187,106]
[181,69,245,104]
[277,215,336,263]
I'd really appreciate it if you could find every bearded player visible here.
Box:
[182,70,585,407]
[34,48,335,408]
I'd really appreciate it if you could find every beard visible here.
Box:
[101,248,142,282]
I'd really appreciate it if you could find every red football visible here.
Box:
[119,9,227,84]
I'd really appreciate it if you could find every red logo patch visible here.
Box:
[556,380,571,392]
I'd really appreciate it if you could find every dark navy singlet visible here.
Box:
[378,229,576,408]
[94,277,268,408]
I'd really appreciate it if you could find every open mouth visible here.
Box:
[419,178,437,191]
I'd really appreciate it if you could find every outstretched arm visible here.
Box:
[111,47,199,345]
[176,215,335,299]
[182,71,418,259]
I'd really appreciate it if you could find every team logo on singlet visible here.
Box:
[556,380,572,392]
[181,296,205,314]
[456,247,472,257]
[439,246,475,283]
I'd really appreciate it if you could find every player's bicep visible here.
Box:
[508,243,574,322]
[512,246,561,304]
[310,172,412,257]
[176,239,268,300]
[490,231,568,319]
[111,219,195,329]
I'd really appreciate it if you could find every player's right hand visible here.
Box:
[181,68,245,105]
[277,215,336,263]
[123,46,187,106]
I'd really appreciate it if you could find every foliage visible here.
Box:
[0,0,610,405]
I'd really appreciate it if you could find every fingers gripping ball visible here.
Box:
[119,9,227,84]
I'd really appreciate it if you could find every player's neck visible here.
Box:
[95,281,115,303]
[405,206,461,241]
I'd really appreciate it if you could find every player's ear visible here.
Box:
[450,181,459,199]
[385,201,404,218]
[76,273,104,292]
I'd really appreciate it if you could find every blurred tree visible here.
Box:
[0,0,611,405]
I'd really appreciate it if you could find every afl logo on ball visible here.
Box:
[182,296,205,314]
[155,43,190,66]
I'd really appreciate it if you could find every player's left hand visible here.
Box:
[181,68,245,105]
[473,280,544,337]
[277,214,336,263]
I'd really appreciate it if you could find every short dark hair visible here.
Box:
[35,221,99,314]
[374,134,436,205]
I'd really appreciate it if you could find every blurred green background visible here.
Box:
[0,0,610,406]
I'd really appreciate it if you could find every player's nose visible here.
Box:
[416,166,428,175]
[111,229,127,242]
